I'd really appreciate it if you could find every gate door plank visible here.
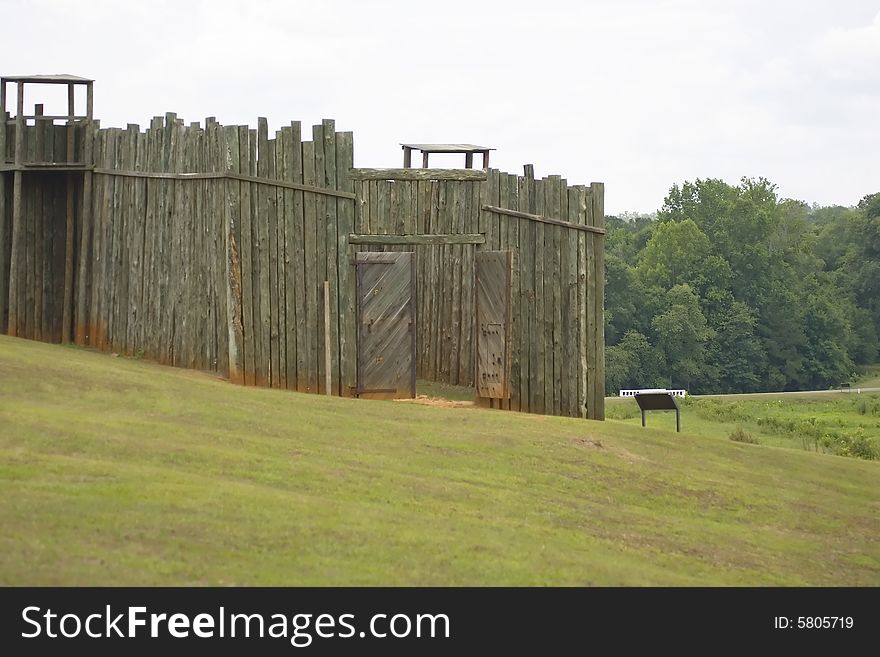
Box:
[356,252,416,399]
[475,251,512,398]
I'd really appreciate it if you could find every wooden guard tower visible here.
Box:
[0,74,94,342]
[401,143,494,169]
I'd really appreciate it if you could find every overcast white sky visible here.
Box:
[3,0,878,214]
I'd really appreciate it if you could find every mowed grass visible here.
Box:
[1,336,878,586]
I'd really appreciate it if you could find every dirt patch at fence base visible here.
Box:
[395,395,476,409]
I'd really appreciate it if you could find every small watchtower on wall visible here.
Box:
[0,74,94,342]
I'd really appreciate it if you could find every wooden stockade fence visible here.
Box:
[2,111,355,396]
[1,103,605,419]
[347,167,605,419]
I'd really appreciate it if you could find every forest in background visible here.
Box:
[605,180,880,395]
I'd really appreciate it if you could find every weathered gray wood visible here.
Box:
[0,111,6,332]
[336,131,355,396]
[277,126,294,387]
[355,251,415,399]
[270,134,284,386]
[429,182,441,380]
[376,180,389,236]
[585,185,596,420]
[74,114,95,344]
[496,175,510,408]
[434,182,448,379]
[449,182,463,384]
[576,186,588,418]
[237,125,255,384]
[475,250,512,398]
[90,168,355,199]
[0,163,94,172]
[591,181,605,420]
[322,119,338,395]
[290,122,307,392]
[170,120,187,365]
[246,127,261,381]
[519,166,533,413]
[465,179,482,385]
[556,177,570,416]
[59,86,76,340]
[96,127,116,349]
[506,174,520,411]
[142,118,162,361]
[368,180,378,236]
[256,118,272,387]
[312,124,327,394]
[524,166,539,414]
[565,186,579,417]
[347,233,485,245]
[458,182,479,386]
[302,139,318,392]
[553,176,565,416]
[482,204,605,235]
[324,279,331,395]
[350,168,488,181]
[119,125,138,355]
[197,124,209,369]
[31,118,44,341]
[532,179,546,414]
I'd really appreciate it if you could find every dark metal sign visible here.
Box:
[634,392,681,432]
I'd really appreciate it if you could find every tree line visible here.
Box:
[605,178,880,395]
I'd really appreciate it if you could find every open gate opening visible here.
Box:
[354,247,514,405]
[346,165,605,419]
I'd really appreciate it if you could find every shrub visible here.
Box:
[728,426,758,444]
[820,428,878,461]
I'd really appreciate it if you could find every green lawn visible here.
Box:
[1,335,878,585]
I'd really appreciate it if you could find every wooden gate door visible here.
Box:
[475,251,512,399]
[356,252,416,399]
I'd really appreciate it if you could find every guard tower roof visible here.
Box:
[400,143,495,169]
[1,74,93,84]
[400,143,494,153]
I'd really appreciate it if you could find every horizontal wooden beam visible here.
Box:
[7,115,89,122]
[349,233,486,245]
[91,168,356,200]
[482,204,606,235]
[0,163,92,172]
[350,168,488,181]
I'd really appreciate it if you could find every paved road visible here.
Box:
[607,387,880,401]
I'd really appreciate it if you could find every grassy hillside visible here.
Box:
[607,394,880,459]
[1,335,878,585]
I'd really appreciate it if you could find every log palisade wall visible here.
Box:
[1,112,605,419]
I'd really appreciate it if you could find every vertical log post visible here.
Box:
[61,83,76,342]
[74,82,94,344]
[7,81,24,336]
[324,280,331,395]
[0,81,7,333]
